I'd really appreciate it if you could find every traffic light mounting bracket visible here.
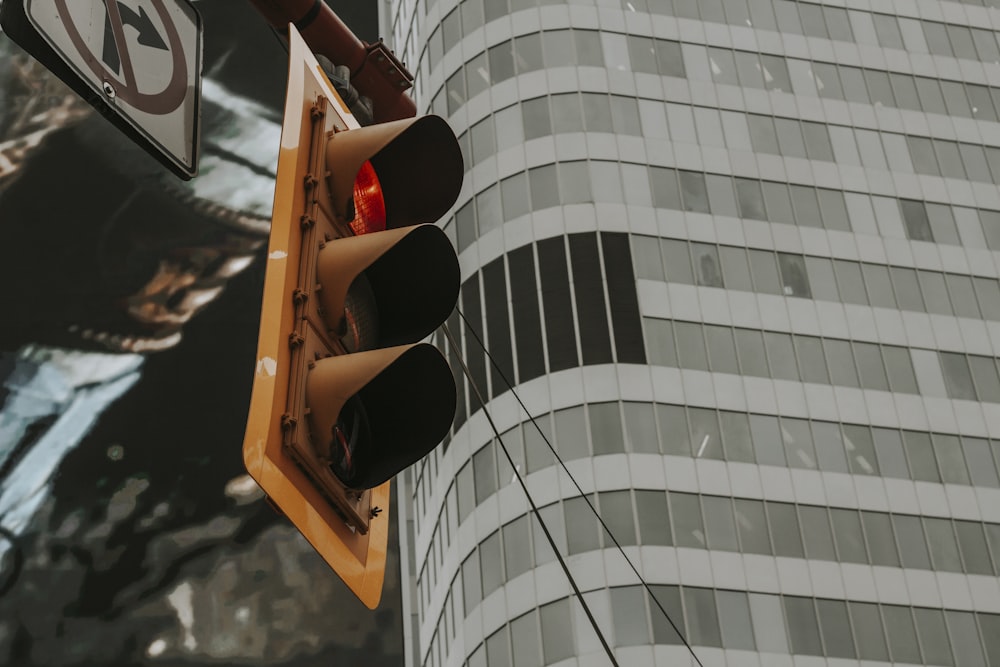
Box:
[279,94,375,534]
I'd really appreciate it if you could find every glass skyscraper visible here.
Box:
[382,0,1000,665]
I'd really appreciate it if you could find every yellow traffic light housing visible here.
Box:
[242,26,463,609]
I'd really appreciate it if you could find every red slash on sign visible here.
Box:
[56,0,187,115]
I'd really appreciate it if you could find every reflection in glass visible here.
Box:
[777,254,811,297]
[691,243,723,287]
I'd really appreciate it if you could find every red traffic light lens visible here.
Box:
[350,161,387,235]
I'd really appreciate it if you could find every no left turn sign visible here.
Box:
[3,0,202,179]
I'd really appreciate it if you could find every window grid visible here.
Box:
[451,157,1000,255]
[445,584,1000,667]
[420,26,1000,125]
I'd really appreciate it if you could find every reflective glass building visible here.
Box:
[382,0,1000,665]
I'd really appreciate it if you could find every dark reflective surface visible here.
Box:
[0,2,404,664]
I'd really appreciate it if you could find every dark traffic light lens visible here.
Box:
[328,395,371,488]
[340,274,379,353]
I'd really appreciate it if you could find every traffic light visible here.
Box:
[242,26,463,609]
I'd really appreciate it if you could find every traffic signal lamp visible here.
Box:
[242,26,463,609]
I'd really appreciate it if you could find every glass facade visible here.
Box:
[384,0,1000,664]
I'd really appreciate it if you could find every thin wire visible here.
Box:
[454,308,706,667]
[441,324,622,667]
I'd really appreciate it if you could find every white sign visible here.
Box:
[25,0,201,178]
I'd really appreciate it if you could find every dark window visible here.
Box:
[462,276,489,400]
[537,237,578,371]
[691,243,724,287]
[569,234,613,364]
[448,309,468,430]
[602,233,646,364]
[483,258,514,398]
[508,246,545,382]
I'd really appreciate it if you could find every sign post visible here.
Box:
[1,0,203,180]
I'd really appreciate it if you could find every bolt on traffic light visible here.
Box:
[242,26,463,609]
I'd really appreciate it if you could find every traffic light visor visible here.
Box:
[325,115,463,229]
[315,223,460,349]
[306,343,456,490]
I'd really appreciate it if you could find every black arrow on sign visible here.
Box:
[102,2,168,73]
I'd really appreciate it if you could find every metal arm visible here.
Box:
[246,0,417,122]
